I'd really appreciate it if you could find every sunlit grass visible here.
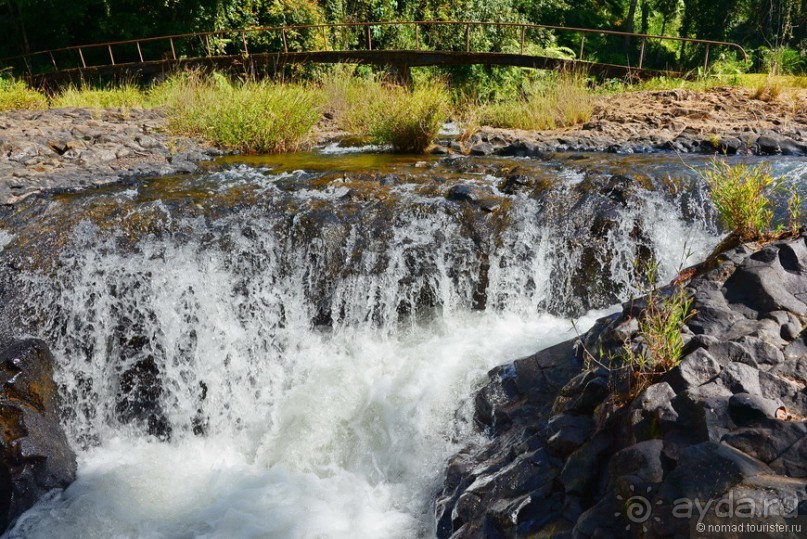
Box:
[161,72,322,154]
[366,83,450,153]
[51,83,150,109]
[473,72,594,130]
[0,78,47,111]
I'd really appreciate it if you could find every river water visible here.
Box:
[0,150,804,538]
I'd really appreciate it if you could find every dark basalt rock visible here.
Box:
[0,339,76,532]
[115,356,171,440]
[436,233,807,538]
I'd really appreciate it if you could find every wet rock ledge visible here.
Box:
[0,339,76,531]
[0,108,225,205]
[436,232,807,538]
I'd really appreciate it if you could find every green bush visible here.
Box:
[0,78,47,111]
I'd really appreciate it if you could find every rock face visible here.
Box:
[0,339,76,531]
[436,233,807,538]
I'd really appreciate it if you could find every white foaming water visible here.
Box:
[8,310,611,539]
[5,161,719,538]
[319,143,389,154]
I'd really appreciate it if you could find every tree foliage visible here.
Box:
[0,0,804,73]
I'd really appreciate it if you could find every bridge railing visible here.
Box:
[0,20,748,80]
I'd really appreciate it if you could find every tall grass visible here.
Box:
[701,160,780,240]
[51,83,150,109]
[0,78,47,111]
[319,68,449,153]
[366,84,449,153]
[474,72,594,130]
[320,67,385,134]
[162,73,322,154]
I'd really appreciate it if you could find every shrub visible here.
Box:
[701,160,779,240]
[163,73,322,153]
[366,84,450,153]
[0,78,47,111]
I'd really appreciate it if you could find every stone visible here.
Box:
[0,339,77,531]
[664,348,722,393]
[722,421,807,466]
[719,362,762,395]
[115,356,171,440]
[629,382,678,442]
[547,414,595,456]
[469,142,494,156]
[608,439,666,486]
[727,392,782,426]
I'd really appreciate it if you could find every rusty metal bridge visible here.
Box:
[1,20,748,85]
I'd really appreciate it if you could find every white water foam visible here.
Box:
[7,310,611,539]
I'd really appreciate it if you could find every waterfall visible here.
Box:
[1,154,722,538]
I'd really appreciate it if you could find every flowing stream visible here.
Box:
[0,150,804,538]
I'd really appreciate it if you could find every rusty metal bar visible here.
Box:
[136,41,144,62]
[49,52,58,71]
[78,48,86,68]
[579,36,585,60]
[169,38,176,60]
[638,37,646,69]
[465,24,470,52]
[108,45,115,65]
[703,43,710,72]
[367,25,372,51]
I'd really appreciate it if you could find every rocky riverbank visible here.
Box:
[447,87,807,157]
[0,108,225,205]
[2,86,806,205]
[436,232,807,538]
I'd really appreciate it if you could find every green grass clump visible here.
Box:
[701,160,779,240]
[0,78,47,111]
[366,83,450,153]
[475,72,594,130]
[51,83,149,109]
[616,260,694,399]
[163,73,322,153]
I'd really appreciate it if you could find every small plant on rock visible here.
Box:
[701,159,780,241]
[622,260,694,394]
[788,186,804,235]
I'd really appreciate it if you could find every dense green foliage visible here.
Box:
[1,0,805,74]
